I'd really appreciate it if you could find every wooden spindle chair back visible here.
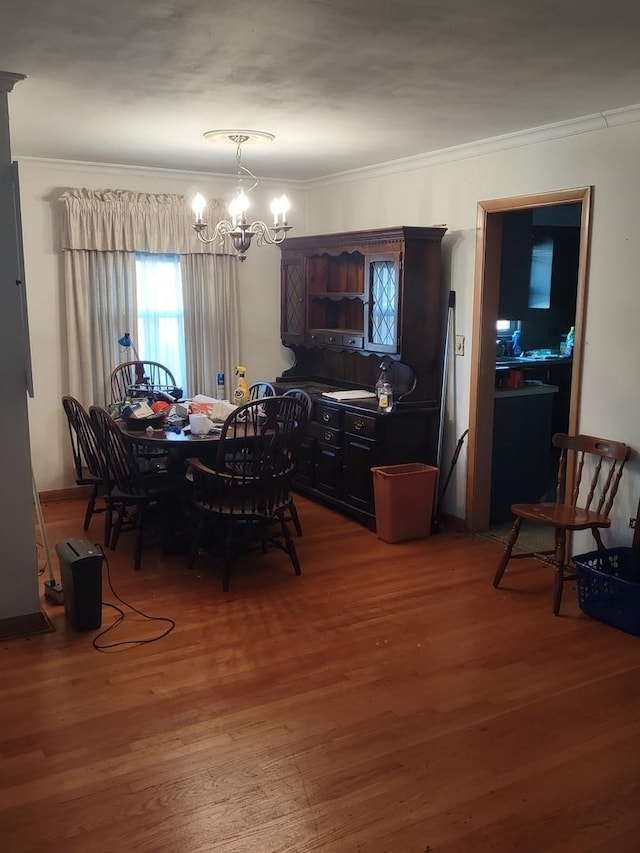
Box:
[493,432,631,615]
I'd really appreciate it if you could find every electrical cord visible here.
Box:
[92,544,175,651]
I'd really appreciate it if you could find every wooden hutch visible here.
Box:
[276,225,447,528]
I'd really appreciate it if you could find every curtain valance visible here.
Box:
[60,188,230,254]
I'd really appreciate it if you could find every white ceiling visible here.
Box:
[3,1,640,181]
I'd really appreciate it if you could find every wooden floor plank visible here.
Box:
[1,495,639,852]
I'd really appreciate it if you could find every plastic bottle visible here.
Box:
[565,326,575,357]
[511,329,523,357]
[233,365,249,405]
[375,363,394,414]
[216,372,225,400]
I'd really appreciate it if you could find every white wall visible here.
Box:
[304,121,640,543]
[18,159,302,491]
[19,118,640,546]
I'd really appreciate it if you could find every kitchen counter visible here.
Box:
[496,355,572,369]
[495,383,559,399]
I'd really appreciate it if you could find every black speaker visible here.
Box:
[54,539,103,631]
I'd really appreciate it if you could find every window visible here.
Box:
[528,237,554,309]
[135,253,186,391]
[370,259,397,347]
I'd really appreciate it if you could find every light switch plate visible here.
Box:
[455,335,465,356]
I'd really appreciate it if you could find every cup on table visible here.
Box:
[189,413,215,435]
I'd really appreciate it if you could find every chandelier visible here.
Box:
[192,130,291,261]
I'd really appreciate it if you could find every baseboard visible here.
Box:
[39,486,91,503]
[0,610,55,641]
[438,511,466,532]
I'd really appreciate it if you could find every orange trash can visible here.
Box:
[371,463,438,543]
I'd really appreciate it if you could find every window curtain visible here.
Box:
[181,253,240,397]
[63,249,137,405]
[60,189,240,405]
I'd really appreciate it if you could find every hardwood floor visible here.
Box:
[2,494,640,852]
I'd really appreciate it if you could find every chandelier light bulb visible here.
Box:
[192,192,206,223]
[271,194,291,226]
[228,190,250,227]
[279,194,290,223]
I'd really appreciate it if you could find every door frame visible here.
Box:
[466,186,593,532]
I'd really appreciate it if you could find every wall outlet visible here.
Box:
[630,517,637,529]
[455,335,465,356]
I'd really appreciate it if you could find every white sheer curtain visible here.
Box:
[60,189,240,405]
[181,253,240,398]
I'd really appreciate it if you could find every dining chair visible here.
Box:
[62,396,108,533]
[281,388,313,536]
[248,381,276,400]
[89,405,186,570]
[493,432,631,615]
[186,395,308,591]
[110,360,179,403]
[282,387,312,414]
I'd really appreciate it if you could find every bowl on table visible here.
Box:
[123,413,166,432]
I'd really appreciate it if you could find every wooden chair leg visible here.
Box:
[104,500,113,549]
[279,512,302,576]
[187,515,204,570]
[288,502,303,536]
[552,529,567,616]
[83,483,98,531]
[493,516,523,588]
[111,506,125,551]
[591,526,605,551]
[133,506,145,571]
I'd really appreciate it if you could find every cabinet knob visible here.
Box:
[322,412,331,422]
[324,430,333,441]
[354,419,364,431]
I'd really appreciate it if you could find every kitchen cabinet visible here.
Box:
[498,210,532,319]
[490,384,558,524]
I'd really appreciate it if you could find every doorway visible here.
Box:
[465,187,592,533]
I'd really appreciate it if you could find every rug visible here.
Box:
[476,520,554,555]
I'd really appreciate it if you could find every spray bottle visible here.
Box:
[233,365,249,405]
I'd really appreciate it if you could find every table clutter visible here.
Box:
[117,394,239,435]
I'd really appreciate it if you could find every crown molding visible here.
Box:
[13,102,640,190]
[0,71,26,95]
[12,155,307,187]
[307,103,640,189]
[601,104,640,127]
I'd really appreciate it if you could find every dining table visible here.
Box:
[116,422,228,552]
[120,422,222,450]
[118,421,226,470]
[118,418,264,468]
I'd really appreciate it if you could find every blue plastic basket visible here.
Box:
[575,547,640,635]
